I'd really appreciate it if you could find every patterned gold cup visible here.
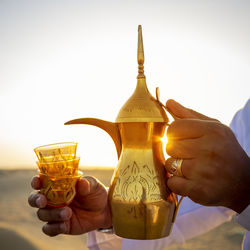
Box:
[39,171,83,207]
[34,142,81,207]
[34,142,77,163]
[36,157,80,176]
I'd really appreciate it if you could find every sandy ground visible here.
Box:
[0,169,245,250]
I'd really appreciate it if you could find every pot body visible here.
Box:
[108,122,177,240]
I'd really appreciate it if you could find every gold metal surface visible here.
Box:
[137,25,145,79]
[65,25,180,240]
[115,25,169,123]
[34,142,81,207]
[39,171,83,207]
[109,122,176,239]
[34,142,78,163]
[65,118,122,158]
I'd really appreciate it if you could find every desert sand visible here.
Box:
[0,168,245,250]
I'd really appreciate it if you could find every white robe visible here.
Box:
[230,99,250,250]
[87,98,250,250]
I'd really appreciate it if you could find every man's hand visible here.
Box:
[165,99,250,213]
[28,176,112,236]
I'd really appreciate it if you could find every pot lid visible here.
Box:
[115,25,169,123]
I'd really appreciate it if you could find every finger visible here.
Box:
[168,176,212,206]
[76,176,105,197]
[75,176,107,211]
[167,176,193,197]
[42,221,70,236]
[165,99,214,120]
[165,157,196,179]
[166,138,202,159]
[28,192,47,208]
[76,177,91,197]
[31,176,41,190]
[167,119,209,139]
[37,206,72,223]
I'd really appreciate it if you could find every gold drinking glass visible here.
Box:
[34,142,81,207]
[34,142,78,163]
[39,171,83,207]
[36,157,80,176]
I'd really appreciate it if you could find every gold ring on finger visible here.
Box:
[170,159,184,177]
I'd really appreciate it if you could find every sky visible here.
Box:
[0,0,249,169]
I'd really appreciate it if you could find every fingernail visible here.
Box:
[36,197,43,207]
[78,178,90,196]
[60,208,71,220]
[84,179,91,194]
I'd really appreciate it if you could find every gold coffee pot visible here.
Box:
[65,25,181,240]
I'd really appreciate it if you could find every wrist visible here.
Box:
[101,205,113,229]
[231,199,250,214]
[229,155,250,213]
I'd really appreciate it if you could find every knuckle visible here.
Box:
[166,177,175,190]
[167,120,178,138]
[31,176,40,189]
[28,193,35,206]
[50,208,65,221]
[205,165,218,179]
[165,144,172,156]
[209,122,228,139]
[189,183,202,197]
[42,223,62,237]
[42,224,54,237]
[50,209,61,221]
[201,146,218,160]
[37,208,52,222]
[190,182,211,205]
[182,160,194,178]
[166,141,176,157]
[199,136,219,159]
[167,177,181,194]
[196,184,206,196]
[28,192,38,207]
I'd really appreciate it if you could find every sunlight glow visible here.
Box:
[161,132,169,160]
[0,1,249,168]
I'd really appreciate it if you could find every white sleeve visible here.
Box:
[230,99,250,231]
[87,197,234,250]
[235,205,250,231]
[121,198,234,250]
[87,100,249,249]
[230,99,250,157]
[87,230,122,250]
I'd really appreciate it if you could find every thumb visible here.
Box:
[165,99,214,120]
[76,176,103,197]
[74,176,108,210]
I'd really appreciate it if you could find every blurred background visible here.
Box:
[0,1,248,249]
[0,0,249,169]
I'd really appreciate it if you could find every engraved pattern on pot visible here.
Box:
[113,161,162,202]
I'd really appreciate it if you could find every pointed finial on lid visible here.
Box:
[115,25,169,123]
[137,25,145,79]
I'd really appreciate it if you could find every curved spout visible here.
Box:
[65,118,122,158]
